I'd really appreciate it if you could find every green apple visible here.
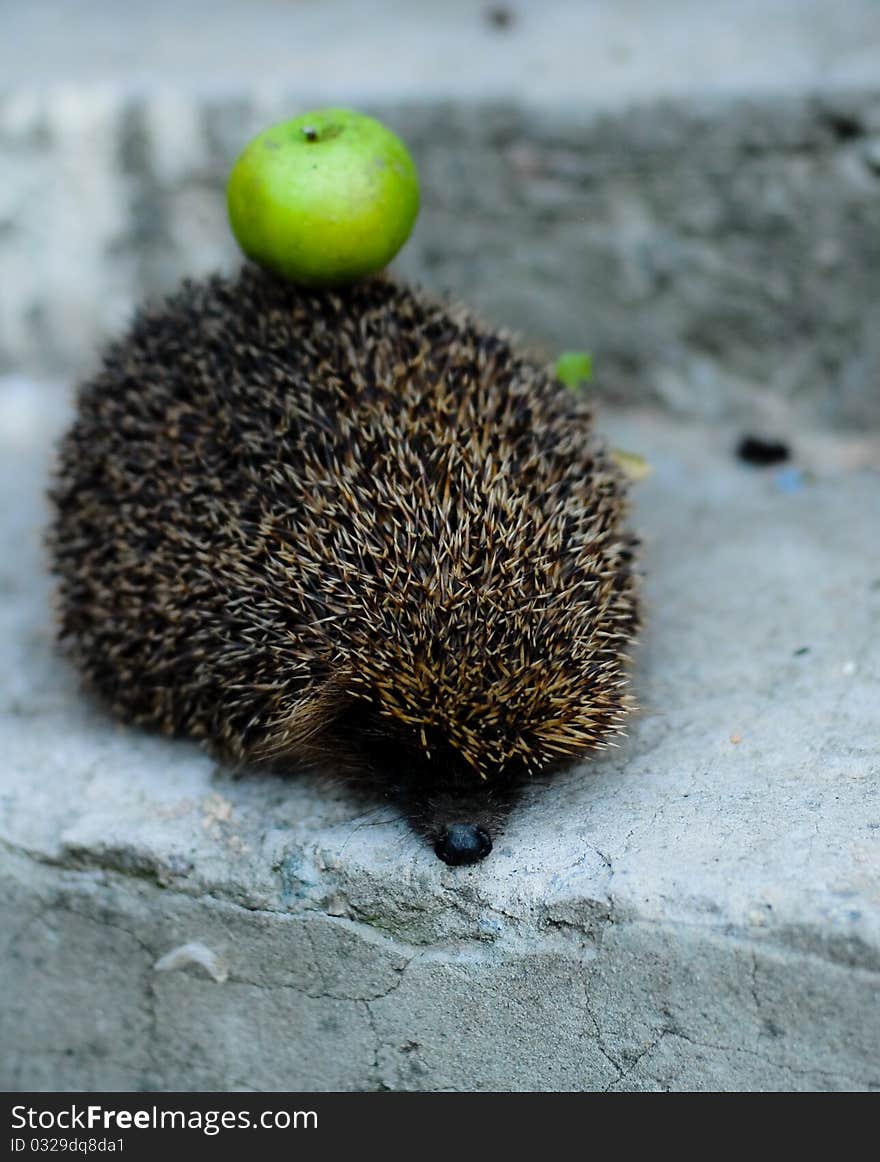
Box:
[226,108,420,286]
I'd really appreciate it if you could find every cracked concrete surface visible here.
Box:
[1,377,878,1091]
[2,0,880,1093]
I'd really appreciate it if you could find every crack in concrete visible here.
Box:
[360,999,391,1091]
[51,901,163,1087]
[6,834,879,1090]
[5,829,879,978]
[578,945,626,1090]
[665,1028,874,1089]
[604,1029,673,1092]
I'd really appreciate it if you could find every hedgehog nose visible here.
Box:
[434,824,493,866]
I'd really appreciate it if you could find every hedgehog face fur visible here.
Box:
[48,266,639,864]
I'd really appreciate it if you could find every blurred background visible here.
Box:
[2,2,880,1094]
[2,0,880,426]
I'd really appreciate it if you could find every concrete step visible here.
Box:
[3,0,880,1093]
[1,377,878,1090]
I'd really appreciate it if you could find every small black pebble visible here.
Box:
[823,110,863,142]
[736,435,791,466]
[485,4,515,30]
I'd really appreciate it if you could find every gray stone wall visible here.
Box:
[3,88,880,426]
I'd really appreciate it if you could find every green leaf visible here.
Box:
[610,448,652,480]
[554,350,593,390]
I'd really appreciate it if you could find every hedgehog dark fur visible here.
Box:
[48,265,639,865]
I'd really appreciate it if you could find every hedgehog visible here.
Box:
[48,265,639,865]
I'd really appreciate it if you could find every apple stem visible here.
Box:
[302,126,318,143]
